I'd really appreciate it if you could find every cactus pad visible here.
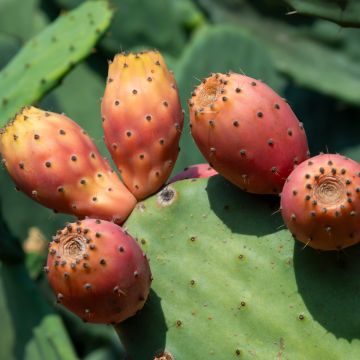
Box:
[0,0,113,123]
[119,176,360,359]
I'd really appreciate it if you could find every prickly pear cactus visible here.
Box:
[119,176,360,359]
[0,0,113,123]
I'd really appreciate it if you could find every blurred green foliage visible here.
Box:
[0,0,359,359]
[286,0,360,27]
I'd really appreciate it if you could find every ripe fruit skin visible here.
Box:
[101,50,184,200]
[46,219,152,324]
[281,154,360,251]
[0,106,137,224]
[168,163,217,183]
[189,73,309,194]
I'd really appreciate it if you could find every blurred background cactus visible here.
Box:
[0,0,360,359]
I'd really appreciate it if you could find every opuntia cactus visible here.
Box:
[188,73,309,194]
[46,219,152,324]
[0,106,137,223]
[168,163,217,183]
[281,153,360,250]
[101,50,184,200]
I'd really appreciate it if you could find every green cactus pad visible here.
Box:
[286,0,360,28]
[120,176,360,359]
[0,0,113,124]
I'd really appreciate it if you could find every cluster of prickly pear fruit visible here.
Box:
[188,72,360,251]
[3,47,360,337]
[0,50,185,325]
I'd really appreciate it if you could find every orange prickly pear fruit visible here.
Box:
[101,50,184,200]
[281,154,360,251]
[46,219,152,324]
[188,73,309,194]
[0,106,137,224]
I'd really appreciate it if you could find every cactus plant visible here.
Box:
[118,176,360,359]
[0,0,113,124]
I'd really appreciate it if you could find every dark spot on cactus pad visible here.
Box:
[146,115,152,121]
[71,155,77,161]
[176,320,182,327]
[132,89,137,95]
[298,314,305,320]
[274,103,280,109]
[59,129,66,135]
[34,134,40,140]
[257,111,263,118]
[233,120,239,127]
[157,186,177,207]
[118,246,125,252]
[235,87,241,93]
[114,100,120,106]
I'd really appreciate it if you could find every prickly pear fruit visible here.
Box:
[168,163,217,183]
[0,106,137,223]
[281,154,360,251]
[101,50,184,200]
[45,219,152,324]
[188,73,309,194]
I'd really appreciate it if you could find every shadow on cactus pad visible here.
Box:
[206,175,282,236]
[294,242,360,341]
[117,289,167,359]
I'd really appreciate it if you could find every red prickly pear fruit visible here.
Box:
[281,154,360,251]
[188,73,309,194]
[101,50,184,200]
[168,163,217,183]
[46,219,152,324]
[0,106,137,224]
